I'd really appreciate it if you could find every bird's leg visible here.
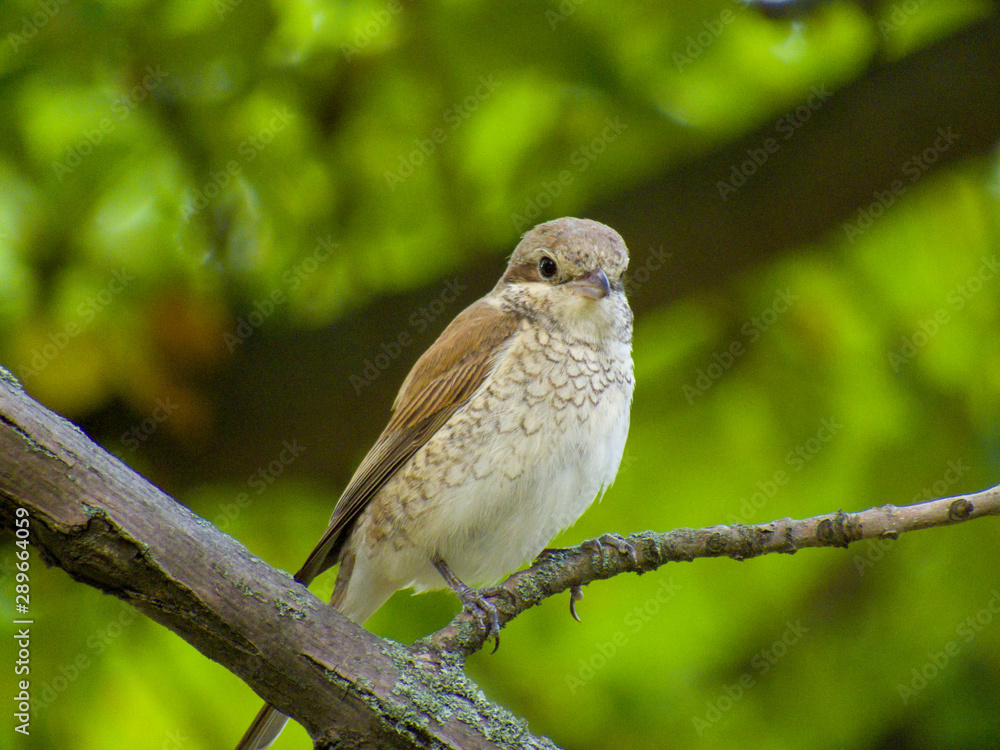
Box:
[432,557,511,651]
[581,532,639,566]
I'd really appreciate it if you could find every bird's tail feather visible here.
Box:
[235,704,290,750]
[234,548,392,750]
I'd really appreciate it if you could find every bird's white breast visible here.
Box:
[357,316,634,593]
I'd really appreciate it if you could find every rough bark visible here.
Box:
[0,369,555,750]
[3,366,999,747]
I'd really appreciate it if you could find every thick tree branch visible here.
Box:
[2,367,999,745]
[0,369,555,750]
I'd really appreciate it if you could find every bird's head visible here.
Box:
[497,217,632,340]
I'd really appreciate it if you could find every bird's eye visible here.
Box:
[538,256,557,279]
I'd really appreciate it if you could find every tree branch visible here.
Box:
[0,369,556,750]
[423,488,1000,655]
[2,366,999,745]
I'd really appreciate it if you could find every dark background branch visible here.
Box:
[81,15,1000,498]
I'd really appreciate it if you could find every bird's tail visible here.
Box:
[233,549,395,750]
[234,704,291,750]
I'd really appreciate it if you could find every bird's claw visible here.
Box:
[455,585,506,652]
[569,585,584,623]
[582,533,639,566]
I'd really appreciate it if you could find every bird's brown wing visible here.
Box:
[294,297,521,585]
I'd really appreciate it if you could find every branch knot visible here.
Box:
[948,497,974,521]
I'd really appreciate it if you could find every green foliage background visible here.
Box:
[2,1,999,749]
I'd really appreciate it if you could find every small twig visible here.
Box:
[418,485,1000,656]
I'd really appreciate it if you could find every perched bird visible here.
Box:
[236,217,635,749]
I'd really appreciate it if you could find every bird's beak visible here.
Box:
[565,268,611,300]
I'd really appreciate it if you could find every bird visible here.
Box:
[235,216,635,750]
